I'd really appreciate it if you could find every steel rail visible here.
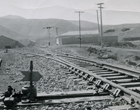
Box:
[55,56,140,104]
[57,54,140,78]
[22,52,140,105]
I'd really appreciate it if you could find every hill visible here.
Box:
[69,20,98,30]
[1,15,140,45]
[103,23,140,41]
[0,15,97,40]
[18,39,35,46]
[1,15,26,19]
[0,24,25,40]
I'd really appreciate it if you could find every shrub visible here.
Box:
[104,29,115,33]
[121,28,130,32]
[134,56,140,61]
[87,47,97,56]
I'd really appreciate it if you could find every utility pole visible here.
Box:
[43,27,52,46]
[75,11,84,48]
[96,10,101,45]
[30,60,33,87]
[55,27,59,36]
[55,27,59,45]
[97,3,104,48]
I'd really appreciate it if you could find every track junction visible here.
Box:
[0,47,140,110]
[26,47,140,109]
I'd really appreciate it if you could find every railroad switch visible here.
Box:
[88,77,95,82]
[61,65,68,69]
[68,67,73,72]
[60,64,64,68]
[79,72,84,78]
[87,77,95,85]
[102,83,111,91]
[96,65,102,68]
[133,78,140,82]
[83,74,89,80]
[112,80,117,83]
[125,74,133,78]
[132,89,140,94]
[65,66,69,69]
[87,82,93,86]
[69,67,76,74]
[72,68,77,73]
[75,70,80,75]
[130,98,135,107]
[91,63,96,66]
[112,88,123,98]
[95,80,102,87]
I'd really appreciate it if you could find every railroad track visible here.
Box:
[55,53,140,107]
[21,49,140,109]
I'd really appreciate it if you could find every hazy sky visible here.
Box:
[0,0,139,11]
[0,0,140,24]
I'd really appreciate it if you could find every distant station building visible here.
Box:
[0,35,24,49]
[56,30,118,45]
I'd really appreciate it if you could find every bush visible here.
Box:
[87,47,97,56]
[98,53,117,60]
[104,29,115,33]
[121,28,130,32]
[134,56,140,61]
[125,60,137,66]
[105,42,136,48]
[108,54,117,60]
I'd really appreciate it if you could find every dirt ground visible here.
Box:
[51,44,140,72]
[1,45,140,93]
[0,46,132,109]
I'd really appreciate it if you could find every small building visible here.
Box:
[56,30,118,45]
[0,35,24,49]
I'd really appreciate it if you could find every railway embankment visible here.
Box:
[51,45,140,71]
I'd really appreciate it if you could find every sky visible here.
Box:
[0,0,140,11]
[0,0,140,24]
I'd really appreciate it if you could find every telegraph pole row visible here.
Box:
[75,11,84,48]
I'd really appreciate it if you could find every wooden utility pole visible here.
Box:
[55,27,59,36]
[96,10,101,45]
[43,27,52,46]
[97,3,104,48]
[30,61,33,87]
[75,11,84,48]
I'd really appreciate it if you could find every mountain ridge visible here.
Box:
[0,15,140,44]
[1,15,26,19]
